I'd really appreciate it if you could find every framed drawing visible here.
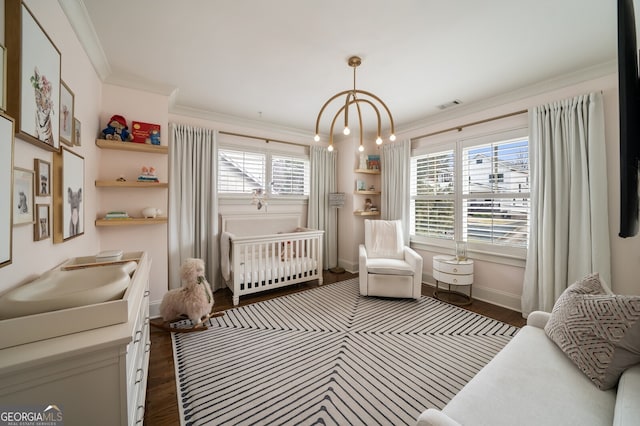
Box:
[0,113,15,268]
[34,158,50,196]
[73,117,81,146]
[13,167,34,226]
[53,146,84,242]
[0,44,6,112]
[59,80,74,146]
[34,204,50,241]
[5,0,61,152]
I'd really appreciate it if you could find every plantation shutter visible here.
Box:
[218,149,266,193]
[271,155,310,195]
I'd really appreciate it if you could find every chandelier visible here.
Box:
[314,56,396,152]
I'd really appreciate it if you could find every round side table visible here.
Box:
[433,255,474,306]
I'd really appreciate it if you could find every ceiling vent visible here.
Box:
[436,99,463,110]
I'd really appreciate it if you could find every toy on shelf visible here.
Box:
[102,115,134,142]
[137,166,159,183]
[131,121,161,145]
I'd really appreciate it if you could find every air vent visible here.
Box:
[436,99,463,110]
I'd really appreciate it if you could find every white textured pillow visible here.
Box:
[545,273,640,390]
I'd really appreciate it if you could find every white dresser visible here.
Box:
[0,252,152,426]
[433,255,474,306]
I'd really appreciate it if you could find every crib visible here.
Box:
[221,214,324,306]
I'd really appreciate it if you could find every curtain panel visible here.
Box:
[522,92,610,315]
[307,145,337,269]
[380,139,411,243]
[168,124,220,290]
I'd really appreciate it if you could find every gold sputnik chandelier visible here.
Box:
[314,56,396,152]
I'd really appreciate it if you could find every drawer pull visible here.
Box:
[136,405,145,423]
[453,268,458,273]
[143,290,150,297]
[135,367,144,384]
[453,278,458,284]
[134,330,143,343]
[145,342,151,353]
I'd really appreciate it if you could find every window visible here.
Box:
[218,148,309,196]
[411,130,529,256]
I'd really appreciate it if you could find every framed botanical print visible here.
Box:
[53,146,84,242]
[34,158,50,196]
[5,0,61,152]
[34,204,50,241]
[0,113,15,268]
[13,167,34,226]
[73,117,81,146]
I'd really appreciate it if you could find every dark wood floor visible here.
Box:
[144,271,525,425]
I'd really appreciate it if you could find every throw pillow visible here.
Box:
[545,273,640,390]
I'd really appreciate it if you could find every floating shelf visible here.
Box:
[95,217,168,227]
[96,139,168,154]
[354,190,381,195]
[353,211,381,216]
[354,168,381,175]
[95,180,168,188]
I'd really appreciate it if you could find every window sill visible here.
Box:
[219,195,308,206]
[410,239,526,268]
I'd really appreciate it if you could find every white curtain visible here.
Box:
[308,146,337,269]
[168,124,220,290]
[381,139,411,243]
[522,92,610,315]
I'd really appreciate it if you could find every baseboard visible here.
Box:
[422,273,521,313]
[149,300,161,319]
[339,259,358,274]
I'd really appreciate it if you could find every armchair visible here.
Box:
[359,219,423,299]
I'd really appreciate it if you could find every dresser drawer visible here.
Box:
[433,259,473,275]
[433,269,474,285]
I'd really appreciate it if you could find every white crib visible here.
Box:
[221,214,324,306]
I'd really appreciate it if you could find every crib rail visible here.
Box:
[229,229,324,305]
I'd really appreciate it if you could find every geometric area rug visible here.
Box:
[172,278,519,425]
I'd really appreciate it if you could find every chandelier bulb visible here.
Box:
[328,144,334,152]
[343,126,350,136]
[375,136,383,145]
[314,134,320,142]
[389,134,396,142]
[358,144,365,152]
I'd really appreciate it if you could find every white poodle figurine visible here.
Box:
[160,258,214,328]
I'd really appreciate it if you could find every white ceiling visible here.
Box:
[66,0,618,135]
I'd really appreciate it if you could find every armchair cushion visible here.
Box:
[366,258,415,276]
[364,219,404,259]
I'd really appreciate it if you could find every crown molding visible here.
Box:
[58,0,111,80]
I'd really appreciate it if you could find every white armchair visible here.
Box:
[359,219,423,299]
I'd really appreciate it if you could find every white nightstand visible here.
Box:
[433,255,474,306]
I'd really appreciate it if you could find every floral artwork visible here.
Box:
[30,67,54,145]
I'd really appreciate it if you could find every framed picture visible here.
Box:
[34,204,50,241]
[53,146,84,242]
[0,44,6,112]
[5,1,61,152]
[59,80,74,146]
[34,158,50,196]
[73,117,81,146]
[13,167,34,226]
[0,113,15,268]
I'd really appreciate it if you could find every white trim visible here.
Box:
[411,240,526,268]
[218,195,308,206]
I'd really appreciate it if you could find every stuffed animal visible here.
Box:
[146,129,161,145]
[102,114,133,141]
[159,258,213,328]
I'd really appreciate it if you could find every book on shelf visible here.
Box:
[104,211,130,219]
[367,154,380,171]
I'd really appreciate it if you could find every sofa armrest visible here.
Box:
[416,408,461,426]
[526,311,551,329]
[614,364,640,426]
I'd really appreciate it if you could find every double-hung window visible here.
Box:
[411,128,529,259]
[218,147,309,196]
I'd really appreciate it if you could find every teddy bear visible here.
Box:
[145,129,161,145]
[102,114,133,141]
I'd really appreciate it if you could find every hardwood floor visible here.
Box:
[144,271,525,425]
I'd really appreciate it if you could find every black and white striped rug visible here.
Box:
[172,278,519,425]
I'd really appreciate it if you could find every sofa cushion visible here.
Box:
[366,258,414,276]
[438,325,616,426]
[614,364,640,426]
[544,273,640,390]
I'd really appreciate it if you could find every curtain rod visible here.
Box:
[219,131,310,148]
[411,109,528,140]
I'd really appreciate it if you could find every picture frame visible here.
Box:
[34,203,50,241]
[5,0,61,152]
[0,43,6,112]
[13,167,35,226]
[0,113,15,268]
[34,158,50,196]
[73,117,81,146]
[59,80,74,146]
[53,146,84,242]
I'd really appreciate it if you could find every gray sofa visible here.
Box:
[416,311,640,426]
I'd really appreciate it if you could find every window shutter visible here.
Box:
[271,155,310,195]
[218,149,266,193]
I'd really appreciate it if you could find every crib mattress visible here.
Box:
[232,256,318,285]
